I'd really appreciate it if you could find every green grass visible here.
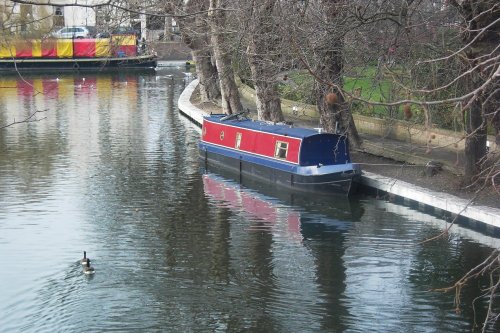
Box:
[278,67,401,118]
[344,67,397,117]
[277,71,315,104]
[276,67,465,130]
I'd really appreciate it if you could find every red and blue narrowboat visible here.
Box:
[199,112,361,196]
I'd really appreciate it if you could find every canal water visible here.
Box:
[0,69,498,333]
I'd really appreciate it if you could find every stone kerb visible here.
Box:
[178,79,207,126]
[361,171,500,230]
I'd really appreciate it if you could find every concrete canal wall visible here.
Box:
[360,172,500,235]
[178,79,500,236]
[151,42,192,61]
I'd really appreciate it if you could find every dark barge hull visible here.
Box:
[200,145,360,196]
[0,55,157,72]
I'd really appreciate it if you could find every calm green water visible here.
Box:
[0,70,498,332]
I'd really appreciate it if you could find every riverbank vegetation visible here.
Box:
[277,66,466,131]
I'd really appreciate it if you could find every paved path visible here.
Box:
[359,133,465,175]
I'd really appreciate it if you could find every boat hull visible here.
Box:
[0,55,157,72]
[200,144,360,196]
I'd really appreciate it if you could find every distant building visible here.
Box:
[52,1,96,27]
[0,1,174,41]
[0,0,96,35]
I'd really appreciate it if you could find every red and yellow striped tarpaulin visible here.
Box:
[14,40,33,57]
[111,35,137,57]
[41,39,57,57]
[73,39,96,57]
[0,37,136,59]
[95,39,111,57]
[0,39,71,58]
[56,39,73,58]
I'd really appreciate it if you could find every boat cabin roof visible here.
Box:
[204,114,327,139]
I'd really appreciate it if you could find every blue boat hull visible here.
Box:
[199,143,361,196]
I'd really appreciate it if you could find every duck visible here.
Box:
[83,259,95,275]
[80,251,90,265]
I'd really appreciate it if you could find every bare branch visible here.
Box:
[0,109,48,129]
[8,0,232,19]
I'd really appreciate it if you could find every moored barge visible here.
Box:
[0,36,156,72]
[199,112,361,196]
[0,54,157,71]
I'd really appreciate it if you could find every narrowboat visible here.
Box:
[199,112,361,196]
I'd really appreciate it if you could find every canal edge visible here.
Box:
[178,79,500,237]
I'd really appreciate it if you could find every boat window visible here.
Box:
[220,131,224,140]
[235,132,242,149]
[274,141,288,159]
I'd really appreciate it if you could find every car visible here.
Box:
[95,32,111,38]
[112,26,140,37]
[52,26,92,39]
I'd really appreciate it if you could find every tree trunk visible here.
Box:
[313,41,362,146]
[247,38,284,121]
[450,0,497,184]
[246,0,284,122]
[464,102,487,184]
[311,0,362,147]
[254,84,283,122]
[209,0,243,115]
[177,0,221,102]
[192,50,220,102]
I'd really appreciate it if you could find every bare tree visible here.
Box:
[0,109,47,129]
[448,0,499,186]
[287,0,362,145]
[176,0,221,102]
[207,0,242,115]
[326,0,499,187]
[243,0,284,122]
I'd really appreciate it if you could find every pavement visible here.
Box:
[356,133,465,175]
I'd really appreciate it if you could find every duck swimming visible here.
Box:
[80,251,90,265]
[83,259,95,275]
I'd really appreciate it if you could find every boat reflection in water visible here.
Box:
[201,164,365,240]
[202,166,365,331]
